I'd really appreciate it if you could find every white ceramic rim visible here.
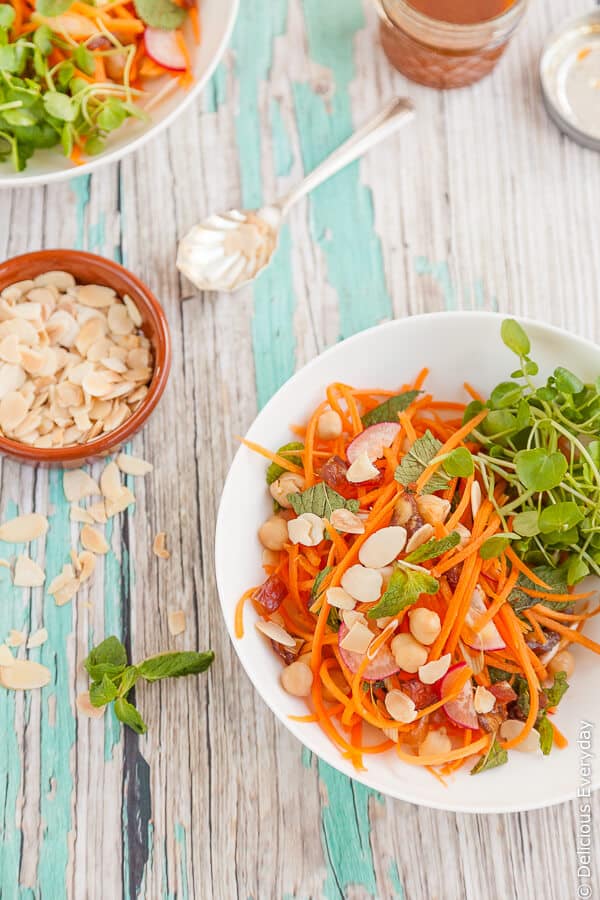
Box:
[0,0,239,189]
[215,311,600,814]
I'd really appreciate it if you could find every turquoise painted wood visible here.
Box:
[1,0,600,897]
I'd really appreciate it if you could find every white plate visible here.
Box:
[215,312,600,813]
[0,0,238,188]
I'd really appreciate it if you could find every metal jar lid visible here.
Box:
[540,10,600,151]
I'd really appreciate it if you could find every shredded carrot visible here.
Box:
[414,409,488,494]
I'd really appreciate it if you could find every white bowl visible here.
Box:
[216,312,600,813]
[0,0,238,188]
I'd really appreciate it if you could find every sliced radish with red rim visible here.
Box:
[463,585,506,652]
[144,27,187,72]
[337,623,399,682]
[347,423,400,464]
[439,662,479,730]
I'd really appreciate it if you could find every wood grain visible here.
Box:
[1,0,600,898]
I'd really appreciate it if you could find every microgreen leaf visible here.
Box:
[470,738,508,774]
[361,390,420,427]
[36,0,72,14]
[567,556,589,586]
[538,501,583,534]
[404,531,460,564]
[394,430,448,493]
[137,650,215,682]
[463,399,485,426]
[134,0,186,29]
[114,697,147,735]
[89,674,118,708]
[266,442,304,485]
[288,483,359,518]
[553,367,584,396]
[514,448,568,492]
[537,714,553,755]
[0,5,15,28]
[479,534,518,560]
[444,447,474,477]
[512,510,541,537]
[43,91,77,122]
[33,25,53,56]
[73,44,95,76]
[367,564,438,619]
[501,318,530,357]
[489,381,523,410]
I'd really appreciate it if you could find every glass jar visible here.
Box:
[375,0,528,89]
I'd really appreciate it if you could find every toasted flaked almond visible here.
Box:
[54,580,80,606]
[358,526,407,569]
[75,317,106,356]
[2,279,35,301]
[77,550,96,584]
[499,719,540,753]
[153,531,170,560]
[123,294,142,328]
[346,451,380,484]
[474,684,496,714]
[405,523,435,554]
[341,609,368,631]
[0,659,51,690]
[416,494,451,526]
[255,618,296,647]
[418,653,451,685]
[82,370,114,398]
[7,629,25,647]
[80,525,109,555]
[87,501,107,524]
[56,381,83,408]
[0,512,48,543]
[63,469,100,503]
[288,513,324,547]
[26,627,48,649]
[76,690,106,718]
[116,453,153,477]
[339,621,373,655]
[70,547,82,575]
[168,610,186,636]
[47,564,76,594]
[340,565,382,604]
[0,334,21,364]
[100,460,122,501]
[35,270,75,291]
[384,689,417,724]
[325,587,356,611]
[0,644,15,666]
[13,554,45,588]
[329,507,365,535]
[0,362,26,399]
[471,481,482,519]
[107,303,134,336]
[455,523,471,548]
[76,284,116,308]
[70,505,94,524]
[104,486,135,518]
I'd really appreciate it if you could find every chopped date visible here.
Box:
[400,678,439,710]
[319,456,355,497]
[445,563,463,590]
[254,575,287,613]
[478,709,507,733]
[87,35,112,51]
[525,630,560,656]
[271,639,298,665]
[489,680,517,706]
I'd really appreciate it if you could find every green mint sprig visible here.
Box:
[84,636,215,734]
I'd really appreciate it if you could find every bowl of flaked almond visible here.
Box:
[0,249,171,465]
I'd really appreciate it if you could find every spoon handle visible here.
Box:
[277,97,415,217]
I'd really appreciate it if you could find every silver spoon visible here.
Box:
[176,97,415,293]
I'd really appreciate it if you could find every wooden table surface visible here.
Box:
[2,1,600,898]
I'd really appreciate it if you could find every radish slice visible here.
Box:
[464,585,506,652]
[144,27,187,72]
[440,662,479,730]
[337,624,399,682]
[347,423,400,464]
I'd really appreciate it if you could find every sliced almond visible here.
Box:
[325,587,356,611]
[358,526,407,569]
[153,531,170,560]
[340,621,373,655]
[13,554,45,588]
[63,469,100,503]
[7,629,25,647]
[384,689,417,724]
[76,690,106,718]
[471,481,482,519]
[168,610,186,636]
[255,618,296,647]
[0,644,15,666]
[474,684,496,715]
[104,486,135,518]
[0,659,51,690]
[123,294,142,328]
[26,627,48,649]
[80,525,109,555]
[70,505,93,524]
[0,334,21,364]
[0,512,49,543]
[405,523,435,554]
[107,303,134,335]
[100,460,122,501]
[88,501,107,524]
[35,270,75,291]
[416,494,451,526]
[82,370,114,398]
[329,507,365,535]
[116,453,153,477]
[76,284,116,308]
[341,609,368,630]
[340,565,382,603]
[78,550,96,584]
[346,451,379,484]
[418,653,451,685]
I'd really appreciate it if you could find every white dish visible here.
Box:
[215,312,600,813]
[0,0,238,188]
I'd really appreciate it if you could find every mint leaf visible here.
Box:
[509,566,570,617]
[545,671,569,707]
[394,431,448,494]
[361,391,420,427]
[117,665,140,697]
[266,442,304,485]
[311,565,333,601]
[405,531,460,564]
[114,697,147,735]
[488,666,512,684]
[84,636,127,682]
[470,738,508,774]
[137,650,215,683]
[288,483,359,518]
[537,714,554,755]
[89,674,118,708]
[134,0,186,29]
[367,564,438,619]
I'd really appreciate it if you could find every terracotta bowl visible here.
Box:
[0,250,171,466]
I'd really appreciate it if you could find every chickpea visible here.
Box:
[269,472,305,508]
[390,632,428,673]
[280,661,313,697]
[317,410,343,440]
[258,515,288,551]
[419,728,452,757]
[547,649,575,679]
[408,608,442,646]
